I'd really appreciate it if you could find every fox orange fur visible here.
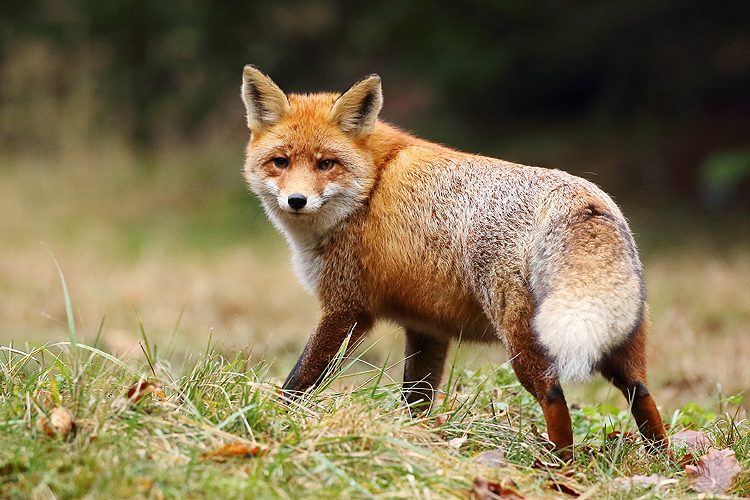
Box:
[240,65,667,457]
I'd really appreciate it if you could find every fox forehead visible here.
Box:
[287,92,340,118]
[247,92,367,163]
[272,92,342,137]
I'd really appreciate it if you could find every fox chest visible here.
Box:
[289,242,325,295]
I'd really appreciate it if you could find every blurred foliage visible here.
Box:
[1,0,749,205]
[700,148,750,209]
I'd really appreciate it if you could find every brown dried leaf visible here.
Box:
[126,381,163,404]
[677,452,700,468]
[200,443,259,462]
[36,406,76,437]
[671,429,711,453]
[606,431,637,442]
[475,448,506,467]
[549,480,582,497]
[613,474,675,490]
[685,447,741,494]
[471,477,524,500]
[433,414,449,427]
[532,458,562,470]
[448,436,468,448]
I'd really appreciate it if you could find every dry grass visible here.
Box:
[0,146,315,363]
[646,246,750,408]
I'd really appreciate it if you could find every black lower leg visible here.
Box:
[403,330,450,410]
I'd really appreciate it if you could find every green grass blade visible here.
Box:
[42,243,78,349]
[371,348,391,398]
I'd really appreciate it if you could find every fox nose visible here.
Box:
[287,193,307,210]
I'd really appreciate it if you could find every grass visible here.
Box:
[2,329,749,499]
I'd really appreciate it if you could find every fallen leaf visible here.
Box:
[606,431,637,442]
[471,477,524,500]
[676,452,699,468]
[671,429,711,453]
[127,381,163,404]
[200,443,259,462]
[475,448,506,467]
[549,480,582,497]
[686,447,741,494]
[36,406,76,437]
[532,458,562,470]
[613,474,676,490]
[433,414,449,427]
[627,474,666,485]
[448,436,468,448]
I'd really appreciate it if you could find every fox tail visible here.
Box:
[528,203,645,383]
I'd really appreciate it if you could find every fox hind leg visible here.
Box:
[505,318,575,458]
[599,322,668,451]
[403,329,450,411]
[510,351,574,458]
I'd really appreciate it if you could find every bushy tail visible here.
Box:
[529,203,645,383]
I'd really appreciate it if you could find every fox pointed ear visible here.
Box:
[241,65,290,133]
[330,74,383,137]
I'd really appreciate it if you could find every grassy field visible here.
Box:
[2,330,748,499]
[1,145,749,498]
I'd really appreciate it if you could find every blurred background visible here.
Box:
[1,0,749,412]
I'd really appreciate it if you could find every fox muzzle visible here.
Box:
[287,193,307,210]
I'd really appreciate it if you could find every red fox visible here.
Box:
[240,65,667,456]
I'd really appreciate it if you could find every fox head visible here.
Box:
[241,66,383,238]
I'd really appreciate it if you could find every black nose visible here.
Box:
[287,193,307,210]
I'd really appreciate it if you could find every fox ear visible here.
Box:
[241,65,290,133]
[330,74,383,137]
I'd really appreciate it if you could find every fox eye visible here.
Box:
[271,157,289,169]
[317,159,336,171]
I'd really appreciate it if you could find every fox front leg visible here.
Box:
[282,310,373,397]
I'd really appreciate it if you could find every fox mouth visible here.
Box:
[278,200,322,215]
[280,206,314,217]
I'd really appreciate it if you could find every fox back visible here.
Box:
[241,66,667,458]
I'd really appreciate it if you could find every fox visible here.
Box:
[240,65,668,457]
